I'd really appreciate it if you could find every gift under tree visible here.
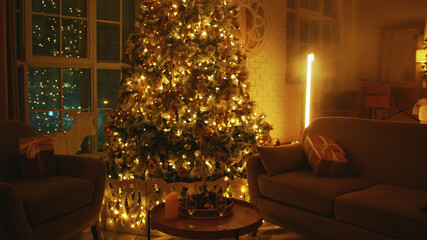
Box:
[103,0,272,183]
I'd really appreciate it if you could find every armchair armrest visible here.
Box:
[246,154,266,205]
[55,154,107,211]
[0,182,31,240]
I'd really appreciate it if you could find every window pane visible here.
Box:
[29,111,61,134]
[15,13,21,59]
[286,13,295,41]
[97,0,120,21]
[32,15,60,56]
[300,19,309,43]
[63,68,91,109]
[78,136,92,153]
[323,0,334,17]
[286,42,297,83]
[62,0,87,17]
[97,22,120,61]
[32,0,59,14]
[309,20,320,43]
[62,18,88,57]
[323,22,332,44]
[332,22,339,44]
[97,110,109,151]
[287,0,295,9]
[310,0,319,11]
[97,69,120,108]
[28,67,60,110]
[63,110,75,132]
[123,0,136,59]
[301,0,309,9]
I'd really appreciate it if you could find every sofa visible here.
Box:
[247,117,427,240]
[0,120,107,240]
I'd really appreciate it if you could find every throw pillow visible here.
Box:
[302,134,348,176]
[19,136,56,178]
[257,142,306,176]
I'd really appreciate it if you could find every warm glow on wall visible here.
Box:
[416,49,427,62]
[305,53,315,128]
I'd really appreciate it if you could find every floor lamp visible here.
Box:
[305,53,315,128]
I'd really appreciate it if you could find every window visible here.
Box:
[17,0,137,153]
[286,0,339,85]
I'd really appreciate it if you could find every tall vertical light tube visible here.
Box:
[305,53,314,128]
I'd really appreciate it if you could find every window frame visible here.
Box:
[286,0,339,85]
[19,0,131,154]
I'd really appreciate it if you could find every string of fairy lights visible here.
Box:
[103,0,272,183]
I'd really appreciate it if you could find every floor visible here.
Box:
[71,222,311,240]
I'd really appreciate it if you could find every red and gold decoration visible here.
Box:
[302,134,348,176]
[103,0,272,183]
[19,136,56,178]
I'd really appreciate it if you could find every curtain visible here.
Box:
[0,0,19,120]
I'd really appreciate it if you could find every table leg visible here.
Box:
[234,229,239,240]
[251,228,258,237]
[147,210,151,240]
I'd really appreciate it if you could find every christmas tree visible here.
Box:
[103,0,272,183]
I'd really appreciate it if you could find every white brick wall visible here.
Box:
[246,0,304,143]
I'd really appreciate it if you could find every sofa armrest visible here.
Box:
[246,154,266,206]
[0,182,32,240]
[55,154,107,211]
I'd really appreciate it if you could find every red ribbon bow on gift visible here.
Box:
[19,136,55,159]
[319,136,346,160]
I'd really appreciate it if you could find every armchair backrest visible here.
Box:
[302,117,427,191]
[0,120,37,180]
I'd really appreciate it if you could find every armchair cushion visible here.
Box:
[7,176,94,226]
[257,143,306,176]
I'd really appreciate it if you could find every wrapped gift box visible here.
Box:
[19,136,55,178]
[303,134,348,176]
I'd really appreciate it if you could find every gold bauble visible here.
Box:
[125,157,135,167]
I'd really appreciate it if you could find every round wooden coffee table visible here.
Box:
[149,199,263,239]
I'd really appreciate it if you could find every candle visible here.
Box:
[164,191,179,220]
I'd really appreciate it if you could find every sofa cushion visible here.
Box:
[257,143,307,176]
[258,169,374,217]
[335,184,427,240]
[8,176,94,226]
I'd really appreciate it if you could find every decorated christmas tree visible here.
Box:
[103,0,272,183]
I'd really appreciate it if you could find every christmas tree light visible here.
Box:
[103,0,272,183]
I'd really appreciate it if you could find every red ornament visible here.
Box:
[184,36,192,43]
[217,108,226,117]
[214,151,222,161]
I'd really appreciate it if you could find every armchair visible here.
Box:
[0,120,106,240]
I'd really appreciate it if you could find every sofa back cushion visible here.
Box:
[301,117,427,191]
[0,120,37,180]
